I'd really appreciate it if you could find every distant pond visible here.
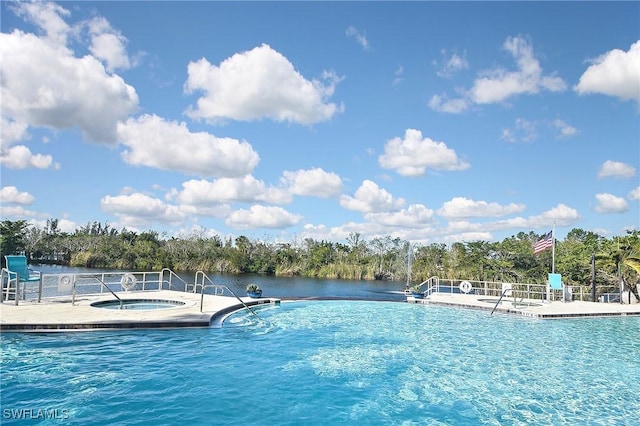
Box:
[32,264,408,302]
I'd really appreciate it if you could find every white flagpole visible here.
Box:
[552,221,556,274]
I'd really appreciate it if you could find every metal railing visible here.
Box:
[1,269,199,305]
[194,270,262,320]
[1,268,265,321]
[408,278,619,302]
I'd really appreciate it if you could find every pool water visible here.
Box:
[2,301,639,425]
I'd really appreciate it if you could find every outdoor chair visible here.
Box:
[2,255,41,304]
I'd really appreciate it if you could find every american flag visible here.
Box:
[533,231,553,254]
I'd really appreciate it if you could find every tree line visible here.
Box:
[1,219,638,294]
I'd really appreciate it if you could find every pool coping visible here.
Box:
[408,293,640,318]
[0,290,280,332]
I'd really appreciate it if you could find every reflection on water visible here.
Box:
[32,264,408,301]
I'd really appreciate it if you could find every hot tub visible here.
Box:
[91,299,186,310]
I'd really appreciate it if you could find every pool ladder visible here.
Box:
[194,271,263,322]
[490,288,517,316]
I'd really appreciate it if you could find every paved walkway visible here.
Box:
[0,290,279,332]
[409,293,640,318]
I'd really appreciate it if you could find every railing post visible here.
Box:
[37,275,43,303]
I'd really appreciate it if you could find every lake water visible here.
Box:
[30,264,409,301]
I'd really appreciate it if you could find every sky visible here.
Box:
[1,1,639,246]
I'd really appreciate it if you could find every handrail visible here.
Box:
[160,268,190,291]
[490,288,515,316]
[194,270,262,321]
[73,276,123,308]
[407,276,439,297]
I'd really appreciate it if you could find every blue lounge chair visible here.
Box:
[2,255,41,304]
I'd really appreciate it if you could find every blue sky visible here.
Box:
[1,1,638,245]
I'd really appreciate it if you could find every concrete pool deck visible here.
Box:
[409,292,640,318]
[0,290,280,332]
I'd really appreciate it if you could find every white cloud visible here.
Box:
[437,197,526,220]
[629,186,640,201]
[597,160,636,179]
[12,1,71,45]
[428,95,470,114]
[552,119,578,138]
[594,193,629,214]
[28,218,78,234]
[470,36,566,104]
[436,49,469,78]
[280,168,343,198]
[432,35,566,114]
[226,205,302,229]
[364,204,435,228]
[379,128,470,176]
[86,16,131,72]
[0,144,57,169]
[0,118,29,145]
[0,186,35,205]
[0,30,138,143]
[101,192,189,226]
[346,26,371,51]
[340,180,404,213]
[177,176,291,206]
[500,118,538,143]
[117,114,260,178]
[575,40,640,104]
[184,44,343,125]
[525,203,580,228]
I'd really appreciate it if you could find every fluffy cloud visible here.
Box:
[100,192,188,226]
[364,204,435,228]
[526,203,580,228]
[12,1,70,45]
[471,36,566,104]
[117,114,260,178]
[437,197,526,220]
[379,129,470,176]
[176,176,291,206]
[594,193,628,214]
[575,40,640,104]
[340,180,405,213]
[86,16,132,72]
[280,168,343,198]
[431,35,566,113]
[597,160,636,179]
[629,186,640,201]
[184,44,343,124]
[225,205,302,229]
[0,145,56,169]
[0,186,35,205]
[0,27,138,144]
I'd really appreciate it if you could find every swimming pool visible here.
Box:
[2,301,639,424]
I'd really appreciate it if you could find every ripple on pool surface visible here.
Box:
[90,299,186,310]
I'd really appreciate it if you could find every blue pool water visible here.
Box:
[2,301,639,425]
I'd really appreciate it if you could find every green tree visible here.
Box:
[0,220,30,264]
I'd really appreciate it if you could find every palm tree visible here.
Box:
[623,253,640,302]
